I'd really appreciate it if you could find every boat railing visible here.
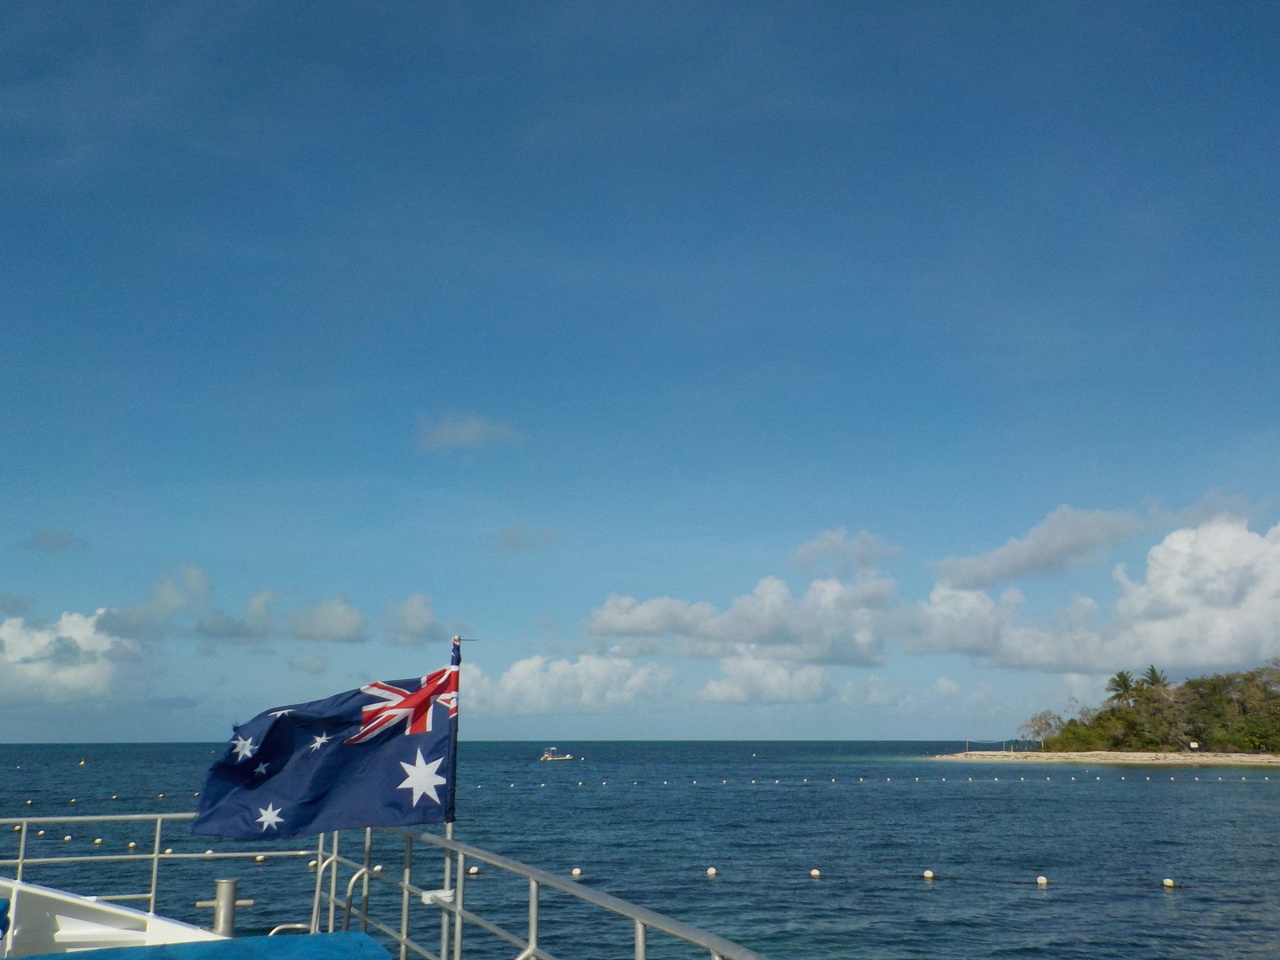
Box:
[0,813,313,915]
[2,814,767,960]
[316,825,766,960]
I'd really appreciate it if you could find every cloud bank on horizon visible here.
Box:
[6,506,1280,733]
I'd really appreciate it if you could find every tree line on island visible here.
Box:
[1018,661,1280,753]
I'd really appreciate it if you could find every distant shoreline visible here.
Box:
[935,750,1280,766]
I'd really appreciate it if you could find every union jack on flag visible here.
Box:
[347,638,460,743]
[193,637,462,840]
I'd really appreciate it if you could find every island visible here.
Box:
[940,662,1280,764]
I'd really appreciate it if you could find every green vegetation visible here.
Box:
[1018,661,1280,753]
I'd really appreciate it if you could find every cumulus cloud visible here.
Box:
[197,591,278,642]
[464,655,674,714]
[0,611,134,700]
[698,658,830,704]
[794,528,900,580]
[97,566,210,640]
[417,412,523,452]
[586,575,891,664]
[289,597,368,643]
[1108,517,1280,667]
[21,530,87,552]
[910,517,1280,674]
[940,505,1141,589]
[384,593,452,647]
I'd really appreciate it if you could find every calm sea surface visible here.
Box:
[3,741,1278,959]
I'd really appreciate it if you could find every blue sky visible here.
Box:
[2,1,1278,742]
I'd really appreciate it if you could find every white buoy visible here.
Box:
[809,868,821,879]
[1036,876,1048,886]
[468,865,479,875]
[308,860,318,869]
[254,855,265,863]
[63,835,72,842]
[706,867,717,877]
[373,865,383,873]
[37,829,45,836]
[923,870,934,880]
[93,838,102,845]
[164,848,173,854]
[128,842,137,849]
[1163,878,1175,888]
[205,849,213,855]
[571,867,582,877]
[70,798,76,803]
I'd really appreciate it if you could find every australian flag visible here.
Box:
[193,638,460,839]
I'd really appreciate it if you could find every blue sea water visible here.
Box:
[3,741,1279,959]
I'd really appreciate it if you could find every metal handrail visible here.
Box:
[0,813,312,916]
[312,826,767,960]
[3,813,767,960]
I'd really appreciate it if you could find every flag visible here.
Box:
[193,638,460,839]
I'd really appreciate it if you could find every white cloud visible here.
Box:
[933,675,961,697]
[197,591,278,642]
[384,593,452,647]
[698,658,830,703]
[794,528,900,579]
[941,505,1141,589]
[0,612,135,700]
[97,566,210,640]
[463,655,674,714]
[585,575,891,664]
[417,412,523,452]
[1109,517,1280,668]
[289,597,368,643]
[910,517,1280,674]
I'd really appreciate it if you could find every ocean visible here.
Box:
[3,741,1278,959]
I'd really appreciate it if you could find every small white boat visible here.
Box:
[539,747,574,761]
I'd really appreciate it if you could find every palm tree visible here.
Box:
[1106,670,1137,706]
[1141,665,1169,691]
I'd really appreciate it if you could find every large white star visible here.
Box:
[397,749,447,806]
[231,735,257,761]
[309,733,332,752]
[256,803,285,831]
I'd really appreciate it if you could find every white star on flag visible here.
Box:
[397,749,447,806]
[231,735,257,761]
[256,803,285,831]
[309,733,332,752]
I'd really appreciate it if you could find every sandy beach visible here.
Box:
[936,750,1280,766]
